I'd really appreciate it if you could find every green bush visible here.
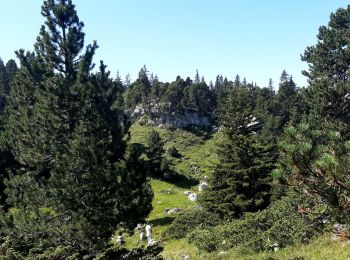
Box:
[188,193,326,253]
[186,228,220,252]
[96,242,164,260]
[165,208,222,239]
[167,145,181,158]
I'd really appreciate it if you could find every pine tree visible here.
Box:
[125,73,131,87]
[273,71,303,131]
[194,69,200,84]
[234,74,241,87]
[274,5,350,213]
[4,59,18,95]
[200,87,274,220]
[242,77,247,87]
[301,6,350,136]
[275,123,350,211]
[200,129,274,220]
[302,6,350,84]
[146,129,166,178]
[1,0,152,257]
[0,59,18,110]
[0,58,6,94]
[0,59,6,109]
[268,78,273,91]
[124,66,151,110]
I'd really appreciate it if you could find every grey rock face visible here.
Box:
[129,103,212,127]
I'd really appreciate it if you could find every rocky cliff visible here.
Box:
[128,104,212,128]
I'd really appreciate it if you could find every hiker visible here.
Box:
[139,231,145,241]
[116,233,124,245]
[135,223,142,231]
[145,223,152,242]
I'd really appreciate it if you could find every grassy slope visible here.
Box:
[163,234,350,260]
[127,124,350,260]
[121,125,215,252]
[129,124,220,177]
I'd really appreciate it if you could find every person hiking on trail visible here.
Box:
[139,231,145,241]
[145,223,152,241]
[116,233,124,245]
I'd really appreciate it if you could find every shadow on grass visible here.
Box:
[149,216,175,227]
[181,125,215,140]
[164,171,199,189]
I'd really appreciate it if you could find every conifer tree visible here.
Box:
[1,0,152,257]
[273,71,303,131]
[268,78,273,91]
[200,87,274,220]
[194,69,200,84]
[146,129,167,178]
[4,59,18,95]
[124,66,151,110]
[275,5,350,212]
[275,124,350,211]
[234,74,241,87]
[125,73,131,87]
[0,59,6,109]
[0,59,6,94]
[300,6,350,136]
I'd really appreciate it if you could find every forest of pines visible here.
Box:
[1,0,350,259]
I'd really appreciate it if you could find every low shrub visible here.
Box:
[188,193,327,253]
[96,242,164,260]
[165,208,222,239]
[186,228,220,252]
[167,146,181,158]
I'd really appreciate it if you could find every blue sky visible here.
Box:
[0,1,349,88]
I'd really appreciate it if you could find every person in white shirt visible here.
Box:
[145,223,152,242]
[116,233,124,245]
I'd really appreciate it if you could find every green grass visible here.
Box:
[162,239,203,260]
[126,124,350,259]
[224,233,350,260]
[147,179,195,235]
[129,124,220,179]
[162,234,350,260]
[119,179,197,250]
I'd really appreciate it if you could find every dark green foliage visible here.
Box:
[0,147,18,210]
[234,74,242,87]
[213,75,231,106]
[4,59,18,95]
[124,66,151,111]
[0,59,5,96]
[199,129,275,220]
[183,81,215,114]
[273,71,304,129]
[167,145,181,158]
[303,78,350,139]
[274,5,350,214]
[165,208,222,239]
[0,237,164,260]
[200,87,275,220]
[189,193,325,253]
[0,58,18,109]
[124,72,215,123]
[146,129,169,178]
[302,5,350,84]
[96,242,164,260]
[187,228,220,252]
[301,6,350,138]
[275,123,350,211]
[0,0,153,258]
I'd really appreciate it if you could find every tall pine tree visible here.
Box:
[275,5,350,213]
[1,0,152,257]
[200,87,274,220]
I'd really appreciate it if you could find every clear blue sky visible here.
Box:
[0,1,349,88]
